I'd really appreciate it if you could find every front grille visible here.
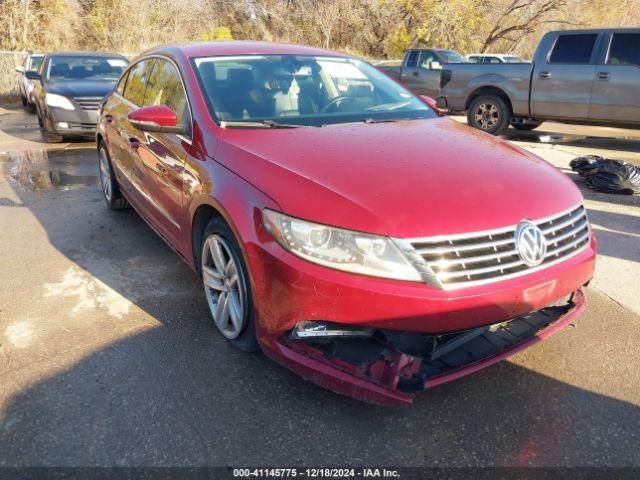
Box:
[73,97,102,111]
[409,204,590,289]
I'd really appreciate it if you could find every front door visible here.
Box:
[401,50,441,97]
[135,58,192,247]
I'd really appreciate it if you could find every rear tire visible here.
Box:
[21,95,28,107]
[512,121,543,131]
[467,94,511,135]
[98,142,130,210]
[201,217,259,352]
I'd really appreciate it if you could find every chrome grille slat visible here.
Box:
[426,248,519,267]
[439,258,526,280]
[408,204,590,289]
[545,231,590,257]
[415,237,514,254]
[541,209,587,234]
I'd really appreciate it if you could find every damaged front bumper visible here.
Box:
[262,289,586,406]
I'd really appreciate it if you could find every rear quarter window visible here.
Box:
[549,34,597,64]
[607,33,640,66]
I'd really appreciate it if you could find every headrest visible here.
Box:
[228,68,253,89]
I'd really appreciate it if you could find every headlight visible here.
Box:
[45,93,75,111]
[262,209,421,281]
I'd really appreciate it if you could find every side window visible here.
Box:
[406,51,419,68]
[116,69,129,95]
[549,34,597,64]
[608,33,640,66]
[123,59,154,106]
[143,59,191,136]
[418,51,436,70]
[468,56,479,63]
[489,57,501,64]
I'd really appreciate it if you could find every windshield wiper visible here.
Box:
[363,117,415,124]
[219,120,306,129]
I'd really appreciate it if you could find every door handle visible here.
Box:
[539,71,551,79]
[128,137,140,149]
[596,72,610,81]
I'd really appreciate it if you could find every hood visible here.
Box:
[216,117,583,238]
[45,79,117,98]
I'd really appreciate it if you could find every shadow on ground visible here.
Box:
[2,323,640,467]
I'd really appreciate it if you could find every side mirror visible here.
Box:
[429,61,442,70]
[15,66,25,73]
[24,71,40,81]
[420,95,444,115]
[128,105,185,134]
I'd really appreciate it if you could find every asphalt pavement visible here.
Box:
[1,104,639,467]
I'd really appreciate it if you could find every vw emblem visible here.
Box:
[515,220,547,267]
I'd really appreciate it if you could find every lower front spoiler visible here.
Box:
[261,289,587,406]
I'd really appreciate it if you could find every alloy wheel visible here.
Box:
[98,147,113,202]
[474,102,500,130]
[202,234,246,339]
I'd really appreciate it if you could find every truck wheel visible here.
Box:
[512,121,543,131]
[467,95,511,135]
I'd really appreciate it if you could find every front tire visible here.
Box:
[201,218,259,352]
[37,106,62,143]
[98,142,130,210]
[467,94,511,135]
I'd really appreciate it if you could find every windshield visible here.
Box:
[47,56,127,81]
[27,56,43,72]
[438,50,468,63]
[192,55,437,127]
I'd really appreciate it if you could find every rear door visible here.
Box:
[530,33,598,119]
[136,57,192,246]
[589,32,640,124]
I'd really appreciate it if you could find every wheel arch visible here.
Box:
[465,86,514,114]
[191,202,226,275]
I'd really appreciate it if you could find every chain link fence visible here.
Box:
[0,51,27,97]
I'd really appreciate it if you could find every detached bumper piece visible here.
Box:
[281,289,585,404]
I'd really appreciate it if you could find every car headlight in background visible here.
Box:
[262,209,422,281]
[45,93,75,111]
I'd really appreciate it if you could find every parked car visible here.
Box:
[29,51,128,142]
[376,48,468,98]
[97,42,595,405]
[466,53,526,63]
[15,52,44,110]
[439,28,640,134]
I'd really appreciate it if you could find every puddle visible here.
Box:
[0,148,98,191]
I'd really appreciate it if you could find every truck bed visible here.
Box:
[440,62,534,115]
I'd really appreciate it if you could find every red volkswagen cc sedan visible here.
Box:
[96,42,596,405]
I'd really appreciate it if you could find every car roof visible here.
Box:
[141,41,349,59]
[550,27,640,34]
[45,51,127,58]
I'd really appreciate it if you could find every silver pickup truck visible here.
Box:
[377,48,467,98]
[438,28,640,134]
